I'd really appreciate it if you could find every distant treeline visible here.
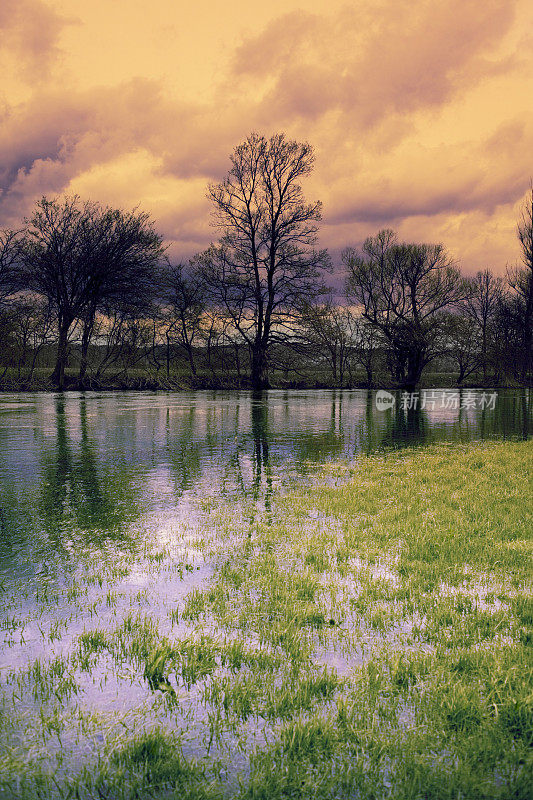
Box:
[0,133,532,391]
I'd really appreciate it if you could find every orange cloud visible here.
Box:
[231,0,518,128]
[0,0,72,81]
[0,0,531,275]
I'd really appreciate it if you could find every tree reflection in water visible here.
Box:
[39,395,140,556]
[251,392,272,517]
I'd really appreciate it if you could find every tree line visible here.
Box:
[0,132,532,391]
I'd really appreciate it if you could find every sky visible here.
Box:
[1,0,532,278]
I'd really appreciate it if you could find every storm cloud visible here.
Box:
[0,0,531,272]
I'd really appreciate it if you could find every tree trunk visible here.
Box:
[365,362,374,389]
[166,333,171,378]
[185,341,196,377]
[481,328,487,383]
[234,342,241,382]
[251,344,268,390]
[52,321,71,390]
[206,325,218,381]
[401,348,424,392]
[79,315,95,388]
[28,346,40,382]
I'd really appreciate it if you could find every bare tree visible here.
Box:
[75,206,165,385]
[160,263,205,378]
[300,298,356,387]
[9,296,55,381]
[464,269,503,382]
[0,230,21,381]
[344,229,468,389]
[114,317,154,380]
[446,312,481,384]
[20,197,87,388]
[20,196,165,389]
[507,185,533,381]
[0,229,22,305]
[195,132,330,389]
[88,310,134,382]
[352,315,382,388]
[200,307,242,384]
[491,292,525,382]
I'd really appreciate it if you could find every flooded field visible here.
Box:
[0,390,531,799]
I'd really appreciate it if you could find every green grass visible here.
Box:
[0,439,531,798]
[217,440,532,798]
[104,728,220,799]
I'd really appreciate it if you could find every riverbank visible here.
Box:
[0,439,531,799]
[0,375,528,392]
[0,367,529,392]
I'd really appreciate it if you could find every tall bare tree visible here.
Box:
[21,197,87,388]
[344,229,468,389]
[75,205,164,386]
[195,132,330,389]
[508,185,533,380]
[464,269,503,382]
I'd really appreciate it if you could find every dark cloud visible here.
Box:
[0,0,528,274]
[0,76,246,231]
[326,166,531,228]
[0,73,278,227]
[0,79,166,223]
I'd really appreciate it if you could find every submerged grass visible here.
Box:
[0,439,531,798]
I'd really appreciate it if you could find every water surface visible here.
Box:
[0,388,531,582]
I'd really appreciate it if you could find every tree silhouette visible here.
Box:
[196,132,330,389]
[20,196,164,389]
[344,229,468,389]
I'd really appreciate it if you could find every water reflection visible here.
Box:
[165,404,203,494]
[380,404,429,450]
[39,395,141,548]
[0,388,530,581]
[251,392,271,509]
[290,392,345,465]
[0,397,145,585]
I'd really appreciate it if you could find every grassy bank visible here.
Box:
[0,440,531,798]
[0,366,524,391]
